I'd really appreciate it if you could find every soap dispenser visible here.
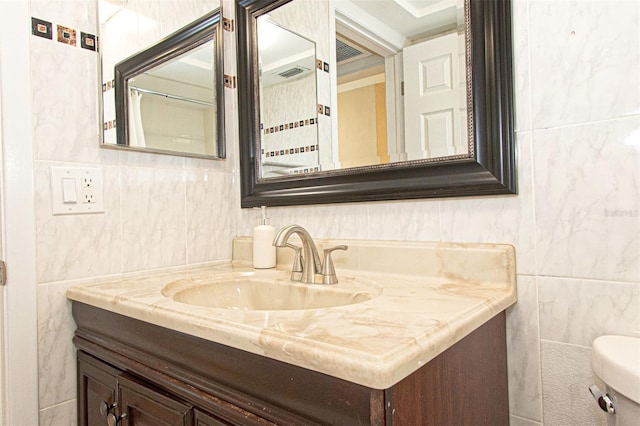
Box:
[253,206,276,269]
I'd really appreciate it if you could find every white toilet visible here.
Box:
[591,335,640,426]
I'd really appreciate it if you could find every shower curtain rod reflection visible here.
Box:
[129,86,214,107]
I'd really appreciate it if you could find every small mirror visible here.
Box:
[99,1,225,159]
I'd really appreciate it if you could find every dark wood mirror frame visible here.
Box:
[114,10,226,159]
[237,0,515,207]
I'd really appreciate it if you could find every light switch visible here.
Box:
[51,166,104,215]
[62,177,78,203]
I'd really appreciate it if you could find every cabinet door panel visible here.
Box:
[78,352,119,426]
[194,409,231,426]
[119,375,193,426]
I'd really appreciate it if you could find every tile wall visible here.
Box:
[237,1,640,425]
[28,0,239,422]
[25,0,639,424]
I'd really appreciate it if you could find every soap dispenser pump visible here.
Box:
[253,206,276,269]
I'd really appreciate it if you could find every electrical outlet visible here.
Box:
[51,166,104,214]
[83,189,95,204]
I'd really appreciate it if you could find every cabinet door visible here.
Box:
[193,409,232,426]
[118,375,193,426]
[78,352,119,426]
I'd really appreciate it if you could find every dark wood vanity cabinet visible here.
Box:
[78,352,229,426]
[73,302,509,425]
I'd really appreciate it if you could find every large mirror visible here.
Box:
[98,0,225,159]
[237,0,516,206]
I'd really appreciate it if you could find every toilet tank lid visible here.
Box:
[592,335,640,404]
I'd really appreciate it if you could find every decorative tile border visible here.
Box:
[103,119,117,131]
[261,117,317,135]
[261,144,319,158]
[292,166,320,175]
[315,59,330,73]
[317,104,330,116]
[30,16,97,52]
[102,79,115,93]
[102,79,116,132]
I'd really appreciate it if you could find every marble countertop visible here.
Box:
[66,239,517,389]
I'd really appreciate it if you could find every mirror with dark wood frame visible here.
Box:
[237,0,516,207]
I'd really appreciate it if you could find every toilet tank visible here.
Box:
[592,335,640,404]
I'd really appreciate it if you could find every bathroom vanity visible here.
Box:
[68,238,517,425]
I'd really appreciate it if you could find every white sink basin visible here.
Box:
[162,276,378,311]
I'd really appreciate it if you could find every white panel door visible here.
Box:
[0,2,39,423]
[403,32,466,160]
[0,30,5,425]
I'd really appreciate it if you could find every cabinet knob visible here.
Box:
[107,412,128,426]
[99,401,117,417]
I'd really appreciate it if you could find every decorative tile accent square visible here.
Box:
[223,74,236,88]
[31,17,53,40]
[222,18,234,32]
[80,32,96,51]
[316,59,323,70]
[323,62,329,73]
[56,25,76,46]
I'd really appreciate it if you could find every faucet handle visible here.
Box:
[321,245,348,284]
[285,243,304,281]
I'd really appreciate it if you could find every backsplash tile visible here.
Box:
[506,275,542,422]
[37,281,77,409]
[34,163,122,283]
[528,0,640,129]
[30,0,96,34]
[30,32,111,165]
[185,171,237,264]
[440,132,536,275]
[366,199,441,242]
[39,399,77,426]
[120,167,187,272]
[538,277,640,347]
[533,116,640,282]
[511,0,532,132]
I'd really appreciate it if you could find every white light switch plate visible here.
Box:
[51,167,104,215]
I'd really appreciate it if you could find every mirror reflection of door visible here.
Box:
[336,34,389,168]
[334,0,469,167]
[403,31,468,160]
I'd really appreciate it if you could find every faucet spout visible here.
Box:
[273,225,322,284]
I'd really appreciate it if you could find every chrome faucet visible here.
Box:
[273,225,347,284]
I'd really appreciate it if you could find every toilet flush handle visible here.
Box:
[589,385,616,415]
